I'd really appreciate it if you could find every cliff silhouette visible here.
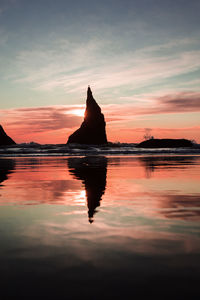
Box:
[67,87,107,144]
[0,125,16,146]
[68,156,107,223]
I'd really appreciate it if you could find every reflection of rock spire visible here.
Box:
[67,87,107,144]
[68,156,107,223]
[0,158,15,185]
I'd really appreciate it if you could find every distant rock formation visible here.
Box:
[137,138,193,148]
[67,87,107,144]
[0,125,16,146]
[68,156,107,223]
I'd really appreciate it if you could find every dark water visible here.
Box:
[0,155,200,299]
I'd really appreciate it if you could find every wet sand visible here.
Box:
[0,155,200,299]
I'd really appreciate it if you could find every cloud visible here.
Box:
[1,105,84,143]
[103,91,200,120]
[2,92,200,128]
[157,92,200,112]
[1,90,200,143]
[11,37,200,97]
[3,106,83,132]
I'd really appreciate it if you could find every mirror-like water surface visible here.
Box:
[0,156,200,299]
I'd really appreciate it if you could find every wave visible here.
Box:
[0,142,200,156]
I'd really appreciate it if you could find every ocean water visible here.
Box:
[0,142,200,156]
[0,155,200,299]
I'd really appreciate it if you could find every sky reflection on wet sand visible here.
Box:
[0,155,200,299]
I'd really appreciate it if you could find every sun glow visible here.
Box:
[70,109,85,117]
[74,190,86,205]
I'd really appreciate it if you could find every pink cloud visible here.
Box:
[1,105,83,143]
[103,91,200,121]
[1,91,200,143]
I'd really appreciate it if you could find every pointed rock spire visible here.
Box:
[0,125,16,146]
[85,86,101,121]
[67,87,107,144]
[87,85,92,98]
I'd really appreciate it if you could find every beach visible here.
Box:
[0,154,200,299]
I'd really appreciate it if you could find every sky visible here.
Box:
[0,0,200,143]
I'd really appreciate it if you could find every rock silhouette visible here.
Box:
[137,138,193,148]
[0,125,16,146]
[67,87,107,144]
[68,156,107,223]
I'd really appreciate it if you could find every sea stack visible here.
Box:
[67,87,107,144]
[0,125,16,146]
[137,138,194,148]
